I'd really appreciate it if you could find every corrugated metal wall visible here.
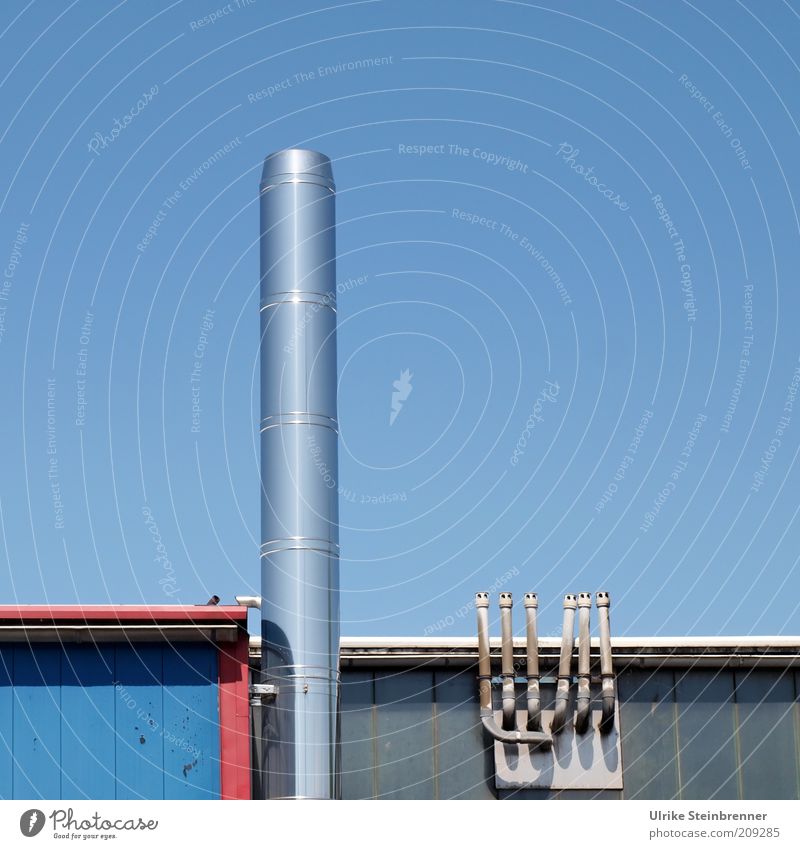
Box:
[340,666,800,799]
[0,643,221,800]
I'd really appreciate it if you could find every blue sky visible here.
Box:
[1,0,799,639]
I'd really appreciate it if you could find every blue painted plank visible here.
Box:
[13,645,61,799]
[114,644,164,799]
[162,644,219,799]
[61,645,116,799]
[0,646,12,799]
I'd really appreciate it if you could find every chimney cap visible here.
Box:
[261,148,335,190]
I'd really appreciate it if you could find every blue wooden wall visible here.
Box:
[0,642,221,800]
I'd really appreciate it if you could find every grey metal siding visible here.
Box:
[735,669,799,799]
[340,671,375,799]
[374,671,436,799]
[340,666,800,800]
[434,670,495,799]
[674,669,738,799]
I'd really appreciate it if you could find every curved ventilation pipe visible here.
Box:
[474,592,551,748]
[259,149,340,799]
[523,593,542,731]
[551,593,577,734]
[596,591,615,733]
[498,592,516,730]
[574,592,592,733]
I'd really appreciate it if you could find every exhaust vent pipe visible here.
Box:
[474,591,551,748]
[574,592,592,733]
[551,593,577,734]
[475,589,622,791]
[475,592,492,713]
[596,591,615,733]
[498,592,516,730]
[523,593,541,731]
[259,149,340,799]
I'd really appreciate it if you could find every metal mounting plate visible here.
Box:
[493,705,623,790]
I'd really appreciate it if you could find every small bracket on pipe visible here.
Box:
[250,682,278,705]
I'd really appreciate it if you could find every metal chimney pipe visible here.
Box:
[259,149,340,800]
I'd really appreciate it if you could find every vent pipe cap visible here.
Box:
[260,148,335,191]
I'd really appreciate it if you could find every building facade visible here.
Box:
[1,607,798,800]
